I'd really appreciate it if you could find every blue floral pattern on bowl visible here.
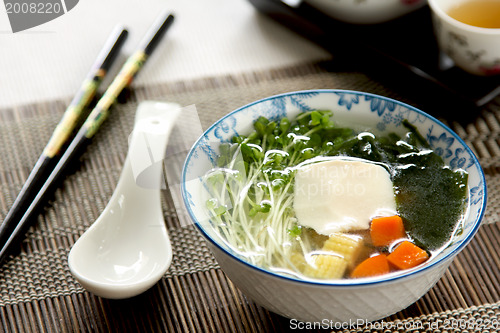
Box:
[182,89,487,287]
[428,131,454,159]
[335,92,359,110]
[213,115,238,142]
[365,95,397,116]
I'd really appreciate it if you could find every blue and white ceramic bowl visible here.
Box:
[181,90,487,323]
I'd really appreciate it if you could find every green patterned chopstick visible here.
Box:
[0,26,128,253]
[0,12,174,263]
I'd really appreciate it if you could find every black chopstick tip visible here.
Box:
[97,26,129,72]
[107,24,128,39]
[154,11,175,29]
[141,12,175,56]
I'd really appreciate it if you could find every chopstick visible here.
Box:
[0,26,128,251]
[0,12,175,264]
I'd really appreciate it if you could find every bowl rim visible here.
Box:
[181,89,487,287]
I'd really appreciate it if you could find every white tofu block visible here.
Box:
[293,159,397,235]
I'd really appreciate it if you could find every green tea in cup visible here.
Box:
[429,0,500,75]
[447,0,500,29]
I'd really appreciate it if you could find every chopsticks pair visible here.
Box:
[0,11,175,264]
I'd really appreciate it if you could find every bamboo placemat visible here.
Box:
[0,61,499,332]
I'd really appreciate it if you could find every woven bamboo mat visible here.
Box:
[0,61,499,332]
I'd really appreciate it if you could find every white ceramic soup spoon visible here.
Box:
[68,101,181,299]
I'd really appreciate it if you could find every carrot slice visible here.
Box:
[387,241,429,270]
[370,215,406,247]
[350,254,390,278]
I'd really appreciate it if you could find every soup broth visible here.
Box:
[204,111,468,280]
[447,0,500,29]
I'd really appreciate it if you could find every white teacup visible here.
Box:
[428,0,500,76]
